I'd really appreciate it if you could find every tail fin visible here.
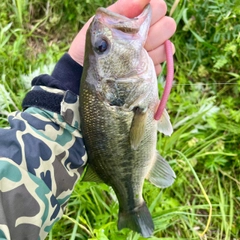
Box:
[118,202,154,238]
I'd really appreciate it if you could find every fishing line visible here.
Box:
[171,83,239,86]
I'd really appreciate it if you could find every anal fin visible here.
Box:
[118,202,154,238]
[147,152,176,188]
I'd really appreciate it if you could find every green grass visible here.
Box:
[0,0,239,239]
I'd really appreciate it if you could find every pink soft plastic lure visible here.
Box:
[154,40,174,120]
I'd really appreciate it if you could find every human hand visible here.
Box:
[68,0,176,76]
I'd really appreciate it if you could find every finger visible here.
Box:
[155,64,162,76]
[148,42,175,65]
[110,0,167,24]
[80,0,151,33]
[145,16,176,51]
[149,0,167,26]
[109,0,150,18]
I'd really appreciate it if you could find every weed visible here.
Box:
[0,0,239,239]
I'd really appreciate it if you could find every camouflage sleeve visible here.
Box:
[0,86,87,239]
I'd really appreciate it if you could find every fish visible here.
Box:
[79,4,176,238]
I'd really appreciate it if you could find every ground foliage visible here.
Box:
[0,0,239,239]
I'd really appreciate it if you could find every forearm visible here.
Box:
[0,54,86,239]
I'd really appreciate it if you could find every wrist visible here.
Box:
[51,53,83,94]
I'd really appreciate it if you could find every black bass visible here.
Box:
[79,4,176,238]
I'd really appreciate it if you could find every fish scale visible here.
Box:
[82,88,151,207]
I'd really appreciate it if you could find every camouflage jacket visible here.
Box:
[0,54,87,239]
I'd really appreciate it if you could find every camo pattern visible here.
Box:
[0,87,87,239]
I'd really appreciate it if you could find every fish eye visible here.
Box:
[94,38,108,54]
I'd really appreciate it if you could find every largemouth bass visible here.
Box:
[79,4,176,238]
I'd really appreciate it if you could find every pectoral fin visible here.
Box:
[157,108,173,136]
[80,164,103,183]
[130,108,148,150]
[147,152,176,188]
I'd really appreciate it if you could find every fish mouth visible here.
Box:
[88,4,152,79]
[94,4,151,36]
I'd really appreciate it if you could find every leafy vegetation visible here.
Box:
[0,0,239,239]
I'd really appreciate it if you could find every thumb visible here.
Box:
[108,0,150,18]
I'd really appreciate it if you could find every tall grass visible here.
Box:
[0,0,239,239]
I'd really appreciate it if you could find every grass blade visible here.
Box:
[175,150,212,238]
